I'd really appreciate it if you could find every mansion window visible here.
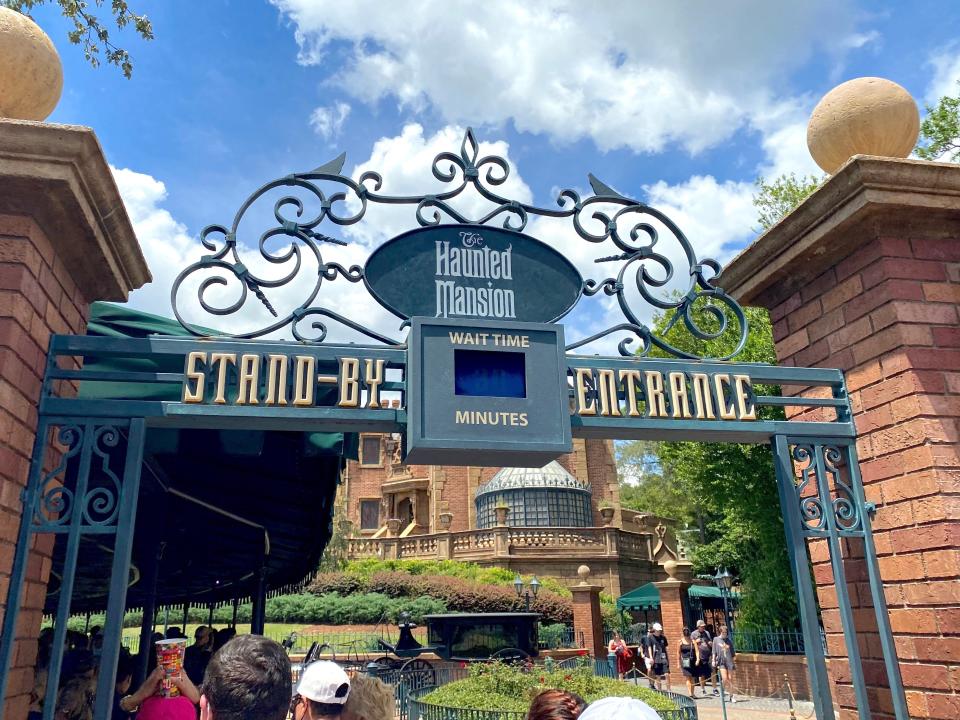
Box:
[360,436,381,467]
[360,500,380,530]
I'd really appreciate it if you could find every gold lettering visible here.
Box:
[734,374,757,420]
[574,368,596,415]
[668,372,693,419]
[518,413,528,426]
[618,369,643,417]
[691,373,716,420]
[210,353,236,405]
[597,369,622,417]
[183,351,206,403]
[264,354,288,406]
[521,336,529,348]
[338,357,360,408]
[293,356,315,407]
[644,371,668,418]
[235,354,260,405]
[364,359,385,409]
[713,373,737,420]
[455,410,469,423]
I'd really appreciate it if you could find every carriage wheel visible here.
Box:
[399,658,436,689]
[490,648,530,665]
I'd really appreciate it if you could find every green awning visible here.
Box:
[617,582,741,611]
[82,302,358,458]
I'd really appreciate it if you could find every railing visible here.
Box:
[348,526,655,562]
[732,628,806,655]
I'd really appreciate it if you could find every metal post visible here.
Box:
[208,603,214,626]
[252,565,267,635]
[0,417,51,709]
[182,601,190,630]
[773,436,836,720]
[93,419,145,720]
[136,541,163,682]
[231,597,239,628]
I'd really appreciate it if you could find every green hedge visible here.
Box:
[424,661,675,713]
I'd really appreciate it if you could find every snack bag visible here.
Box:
[155,639,187,697]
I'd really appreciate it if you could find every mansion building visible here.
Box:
[341,434,679,596]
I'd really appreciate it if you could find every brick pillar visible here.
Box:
[570,565,606,659]
[0,119,149,718]
[655,580,689,648]
[722,156,960,720]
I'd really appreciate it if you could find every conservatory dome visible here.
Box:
[474,461,593,528]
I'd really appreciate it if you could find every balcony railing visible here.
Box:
[347,525,653,563]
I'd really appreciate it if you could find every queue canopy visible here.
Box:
[617,582,741,611]
[44,302,356,613]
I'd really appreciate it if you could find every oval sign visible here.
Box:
[363,224,583,323]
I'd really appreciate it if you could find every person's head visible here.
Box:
[611,630,621,640]
[195,625,212,647]
[526,689,586,720]
[652,622,663,636]
[166,626,184,640]
[579,697,660,720]
[115,652,135,694]
[719,625,729,638]
[200,635,291,720]
[61,648,97,684]
[696,620,706,631]
[342,673,393,720]
[682,627,690,639]
[292,661,350,720]
[213,627,237,652]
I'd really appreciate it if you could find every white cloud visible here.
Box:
[310,101,351,140]
[270,0,864,157]
[926,45,960,103]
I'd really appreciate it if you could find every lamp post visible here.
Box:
[714,567,735,632]
[514,574,541,611]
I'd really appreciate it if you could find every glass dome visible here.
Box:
[475,461,593,528]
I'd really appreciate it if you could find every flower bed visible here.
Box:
[417,662,690,719]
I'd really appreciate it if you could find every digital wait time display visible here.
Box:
[454,349,526,398]
[406,318,571,466]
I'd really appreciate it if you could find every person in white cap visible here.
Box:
[578,696,660,720]
[291,661,352,720]
[641,623,669,691]
[690,619,717,697]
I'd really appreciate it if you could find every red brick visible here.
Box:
[787,298,823,334]
[922,281,960,303]
[770,291,802,322]
[877,551,923,578]
[800,267,838,304]
[927,693,960,720]
[933,326,960,347]
[828,315,873,354]
[890,522,960,553]
[776,327,810,360]
[862,257,947,288]
[822,273,864,312]
[872,300,958,330]
[912,237,960,262]
[902,580,960,605]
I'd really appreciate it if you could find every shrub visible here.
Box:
[424,662,675,713]
[538,623,568,649]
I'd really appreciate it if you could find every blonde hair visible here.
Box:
[343,674,394,720]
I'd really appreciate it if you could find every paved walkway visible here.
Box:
[661,682,816,720]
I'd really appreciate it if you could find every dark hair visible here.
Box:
[526,689,586,720]
[202,635,291,720]
[115,653,135,686]
[682,627,690,637]
[213,627,238,652]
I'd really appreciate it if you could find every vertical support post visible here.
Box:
[846,444,909,720]
[93,419,145,720]
[208,604,214,626]
[136,542,162,683]
[231,598,239,628]
[0,418,50,709]
[182,602,190,630]
[772,436,835,720]
[251,565,267,635]
[43,424,98,720]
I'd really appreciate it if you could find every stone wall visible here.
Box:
[735,653,812,702]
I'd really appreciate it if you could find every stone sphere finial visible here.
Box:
[663,560,678,580]
[807,77,919,175]
[0,7,64,121]
[577,565,591,583]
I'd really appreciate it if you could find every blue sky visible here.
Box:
[25,1,960,347]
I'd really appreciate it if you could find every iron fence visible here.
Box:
[731,628,806,655]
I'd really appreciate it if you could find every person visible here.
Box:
[55,649,97,720]
[577,696,660,720]
[526,689,586,720]
[677,627,698,698]
[145,632,164,675]
[342,673,395,720]
[184,625,214,684]
[712,625,737,703]
[111,652,136,719]
[607,630,632,680]
[165,627,185,640]
[290,660,350,720]
[211,627,237,654]
[200,635,291,720]
[116,664,199,719]
[642,622,668,691]
[690,619,717,697]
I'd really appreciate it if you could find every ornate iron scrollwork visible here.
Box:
[791,443,864,536]
[172,128,747,360]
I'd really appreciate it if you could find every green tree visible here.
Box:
[915,80,960,162]
[4,0,153,78]
[616,305,798,628]
[752,173,823,231]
